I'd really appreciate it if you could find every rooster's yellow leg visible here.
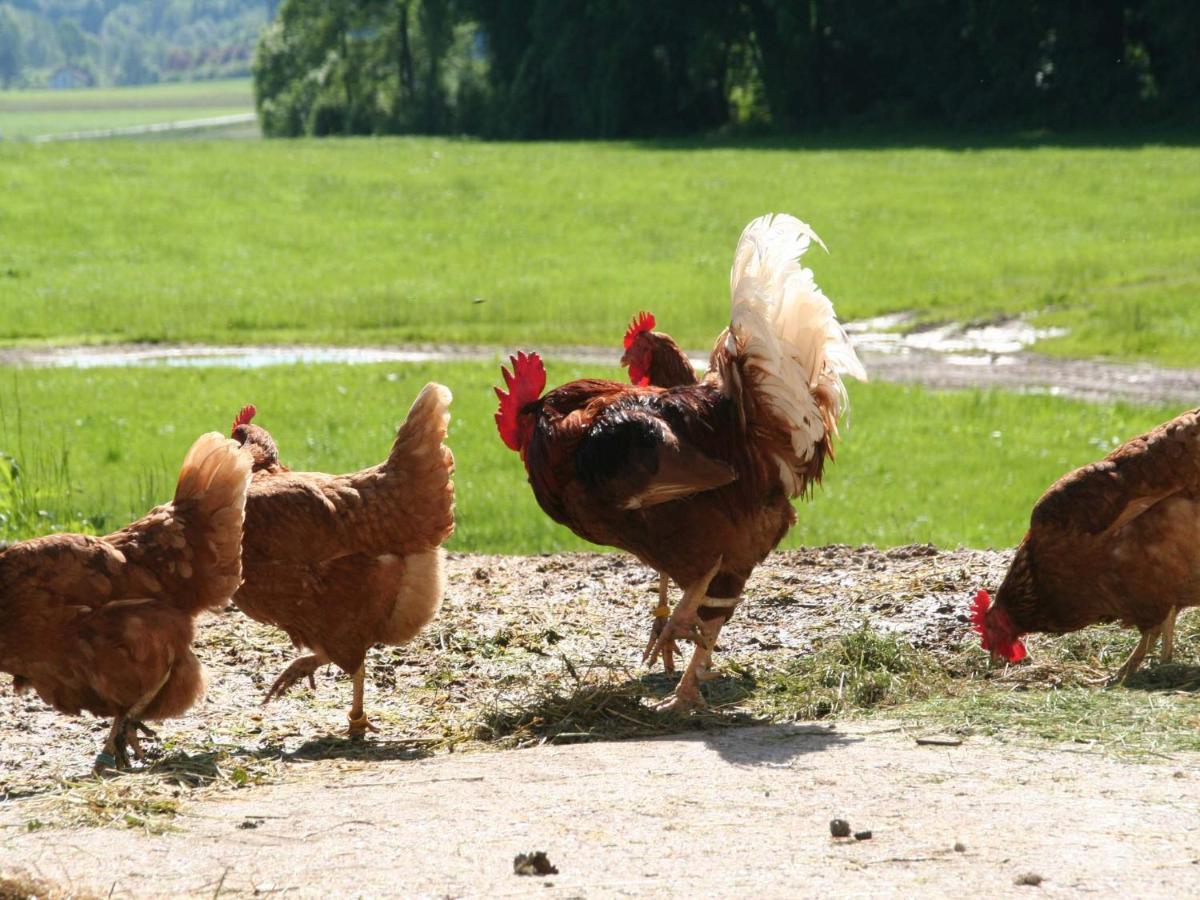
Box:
[643,572,681,672]
[346,663,379,737]
[645,557,722,669]
[657,610,732,711]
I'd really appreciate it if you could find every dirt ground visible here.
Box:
[2,548,1197,897]
[3,720,1198,898]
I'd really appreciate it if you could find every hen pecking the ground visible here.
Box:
[496,214,866,708]
[975,408,1200,683]
[0,433,251,770]
[229,383,455,735]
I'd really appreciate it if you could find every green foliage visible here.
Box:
[253,1,1200,137]
[0,0,266,88]
[253,0,485,137]
[0,362,1180,552]
[1,137,1199,364]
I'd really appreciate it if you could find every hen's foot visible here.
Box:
[124,721,157,760]
[346,713,380,738]
[262,655,325,705]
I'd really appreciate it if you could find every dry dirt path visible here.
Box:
[3,721,1198,898]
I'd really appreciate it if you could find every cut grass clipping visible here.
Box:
[1,137,1198,363]
[0,360,1181,551]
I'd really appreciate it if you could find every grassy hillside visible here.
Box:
[0,137,1197,362]
[0,78,253,138]
[0,360,1178,552]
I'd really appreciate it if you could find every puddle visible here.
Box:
[7,316,1195,407]
[844,313,1067,357]
[8,345,461,370]
[3,314,1062,371]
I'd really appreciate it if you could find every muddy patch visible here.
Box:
[3,315,1197,406]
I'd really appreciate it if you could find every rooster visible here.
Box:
[230,383,455,735]
[0,433,251,770]
[497,214,866,707]
[973,408,1200,683]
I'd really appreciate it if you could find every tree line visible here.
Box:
[0,0,272,89]
[254,0,1200,138]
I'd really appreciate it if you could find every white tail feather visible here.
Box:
[724,213,866,495]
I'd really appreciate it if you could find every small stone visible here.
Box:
[954,842,966,852]
[1014,873,1043,887]
[829,818,852,838]
[514,851,559,876]
[853,830,872,841]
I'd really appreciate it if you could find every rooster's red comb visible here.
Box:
[969,589,991,633]
[623,311,656,350]
[494,351,546,452]
[231,405,257,436]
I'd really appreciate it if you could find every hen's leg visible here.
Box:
[95,659,174,773]
[262,653,328,705]
[346,663,380,737]
[1111,624,1162,685]
[646,558,722,671]
[1160,608,1178,664]
[643,572,681,673]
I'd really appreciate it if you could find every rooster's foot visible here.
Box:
[263,655,326,705]
[644,611,705,670]
[642,614,682,673]
[654,677,706,712]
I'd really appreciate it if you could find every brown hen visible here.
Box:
[0,433,251,770]
[230,383,455,735]
[975,408,1200,682]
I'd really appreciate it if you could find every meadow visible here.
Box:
[0,79,253,139]
[0,136,1198,362]
[0,359,1179,552]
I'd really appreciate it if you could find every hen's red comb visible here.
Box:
[494,351,546,452]
[231,404,256,436]
[623,311,656,350]
[969,589,990,633]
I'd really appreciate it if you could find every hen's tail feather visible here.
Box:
[385,382,456,546]
[721,213,866,497]
[171,432,253,612]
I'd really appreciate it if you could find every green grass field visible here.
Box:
[0,79,253,139]
[0,137,1197,361]
[0,360,1178,552]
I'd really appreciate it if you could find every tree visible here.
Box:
[0,8,23,89]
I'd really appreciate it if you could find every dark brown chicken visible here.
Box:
[230,383,455,734]
[0,433,251,769]
[974,408,1200,682]
[619,310,699,654]
[497,214,866,707]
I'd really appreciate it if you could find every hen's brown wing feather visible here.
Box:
[1031,408,1200,537]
